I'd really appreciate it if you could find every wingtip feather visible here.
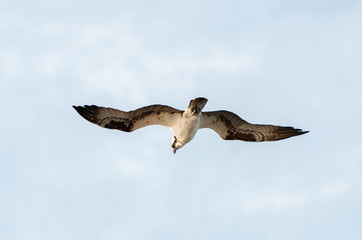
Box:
[297,130,309,135]
[73,105,98,124]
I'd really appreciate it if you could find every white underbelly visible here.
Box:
[173,116,200,144]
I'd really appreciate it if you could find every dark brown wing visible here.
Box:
[200,110,308,142]
[73,104,183,132]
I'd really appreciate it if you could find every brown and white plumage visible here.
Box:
[200,110,307,142]
[73,97,308,153]
[73,104,182,132]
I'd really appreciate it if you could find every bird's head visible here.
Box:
[171,136,183,154]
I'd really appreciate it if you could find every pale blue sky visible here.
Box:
[1,0,362,239]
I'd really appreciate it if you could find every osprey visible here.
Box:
[73,97,308,153]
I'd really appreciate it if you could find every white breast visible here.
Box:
[172,113,201,145]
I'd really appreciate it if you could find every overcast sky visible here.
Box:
[1,0,362,239]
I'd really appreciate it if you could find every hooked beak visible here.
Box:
[173,148,177,154]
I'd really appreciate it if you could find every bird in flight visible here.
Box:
[73,97,308,153]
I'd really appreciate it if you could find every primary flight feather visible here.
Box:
[73,97,308,153]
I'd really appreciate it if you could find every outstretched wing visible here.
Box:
[200,110,308,142]
[73,104,183,132]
